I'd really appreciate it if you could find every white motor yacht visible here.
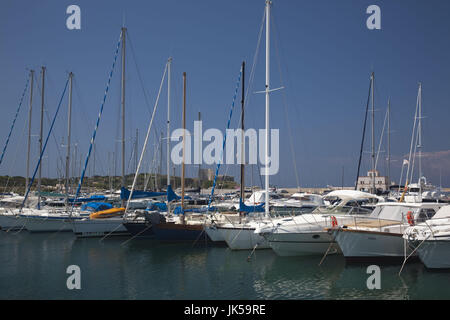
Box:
[404,205,450,269]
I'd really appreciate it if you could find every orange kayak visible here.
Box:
[89,207,125,220]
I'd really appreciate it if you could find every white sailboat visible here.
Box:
[214,0,275,251]
[71,27,129,238]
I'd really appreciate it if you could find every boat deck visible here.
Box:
[342,219,401,229]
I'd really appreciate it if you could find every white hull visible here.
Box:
[219,226,270,250]
[417,240,450,269]
[335,229,411,258]
[0,214,25,231]
[19,216,76,233]
[72,218,129,238]
[266,231,340,256]
[204,225,226,242]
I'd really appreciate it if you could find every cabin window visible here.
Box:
[416,208,436,223]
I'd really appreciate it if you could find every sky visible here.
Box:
[1,0,450,189]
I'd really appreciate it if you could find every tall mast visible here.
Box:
[65,72,73,211]
[198,111,201,189]
[370,72,375,194]
[387,97,391,185]
[167,57,172,214]
[121,27,126,207]
[181,72,186,215]
[159,130,163,191]
[38,66,45,209]
[418,82,422,196]
[26,70,34,194]
[240,61,245,204]
[264,0,271,217]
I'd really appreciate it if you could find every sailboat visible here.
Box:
[122,57,173,239]
[147,72,208,241]
[16,69,92,232]
[331,83,446,262]
[204,60,265,243]
[212,0,276,250]
[71,27,131,238]
[0,70,39,231]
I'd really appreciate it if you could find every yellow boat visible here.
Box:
[89,207,125,220]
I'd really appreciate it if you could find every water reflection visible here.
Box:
[1,232,450,299]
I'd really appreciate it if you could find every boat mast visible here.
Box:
[26,70,34,195]
[167,57,172,215]
[370,72,375,194]
[418,82,422,196]
[38,66,45,209]
[121,27,126,207]
[181,72,186,218]
[198,111,201,190]
[265,0,271,217]
[240,61,245,207]
[65,72,73,211]
[387,97,391,186]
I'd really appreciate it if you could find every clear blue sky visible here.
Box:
[1,0,450,188]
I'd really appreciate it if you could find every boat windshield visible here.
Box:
[369,205,419,221]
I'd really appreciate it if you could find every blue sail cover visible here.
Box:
[172,206,216,215]
[239,199,264,213]
[148,202,167,211]
[120,187,165,200]
[166,185,191,202]
[68,195,106,203]
[81,202,113,212]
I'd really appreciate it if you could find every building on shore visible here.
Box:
[356,170,390,194]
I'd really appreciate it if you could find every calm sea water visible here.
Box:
[1,231,449,300]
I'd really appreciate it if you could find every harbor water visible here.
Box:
[1,231,449,300]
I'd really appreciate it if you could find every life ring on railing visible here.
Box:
[330,216,338,227]
[406,211,415,226]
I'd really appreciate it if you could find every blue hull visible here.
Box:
[152,223,210,242]
[123,222,155,238]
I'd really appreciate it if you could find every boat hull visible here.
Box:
[266,231,340,256]
[123,221,155,238]
[204,225,226,242]
[72,218,129,238]
[219,227,270,250]
[417,240,450,269]
[0,214,25,231]
[19,216,77,233]
[335,229,412,260]
[152,222,209,242]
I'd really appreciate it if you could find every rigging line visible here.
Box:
[236,7,266,190]
[20,78,70,209]
[2,106,29,193]
[374,106,389,170]
[354,79,372,190]
[73,78,108,176]
[216,100,242,196]
[144,131,161,191]
[404,88,420,189]
[207,66,242,211]
[73,31,122,203]
[33,72,65,176]
[0,74,30,168]
[126,30,165,136]
[272,12,300,189]
[124,61,168,217]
